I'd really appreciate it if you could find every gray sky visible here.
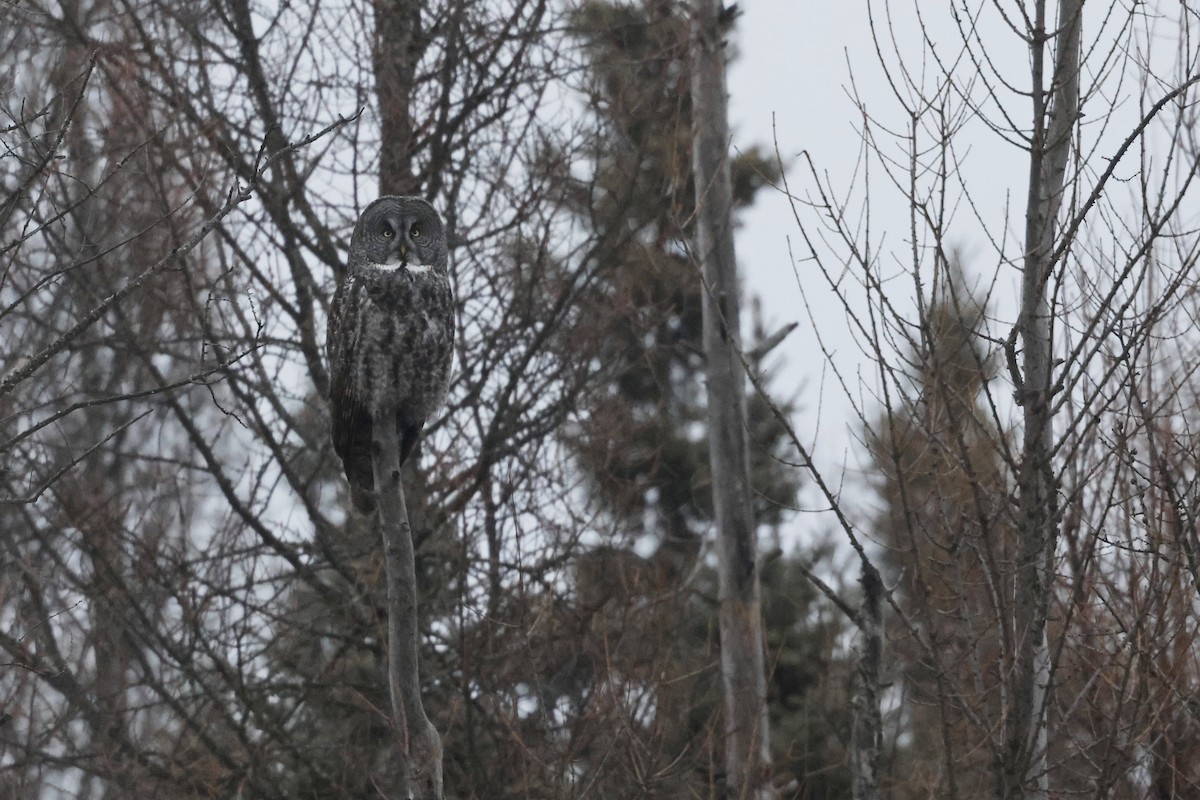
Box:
[727,1,947,522]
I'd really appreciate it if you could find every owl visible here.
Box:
[327,196,455,512]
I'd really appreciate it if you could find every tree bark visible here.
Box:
[850,561,883,800]
[372,410,443,800]
[374,0,425,197]
[690,3,774,798]
[1006,1,1082,797]
[370,3,442,795]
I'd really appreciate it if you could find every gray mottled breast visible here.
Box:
[330,271,455,423]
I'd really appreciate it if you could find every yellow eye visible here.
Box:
[410,223,422,239]
[381,225,394,238]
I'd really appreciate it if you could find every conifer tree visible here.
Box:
[565,0,794,564]
[538,2,849,795]
[868,263,1014,797]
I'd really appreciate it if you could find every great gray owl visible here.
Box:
[327,196,455,512]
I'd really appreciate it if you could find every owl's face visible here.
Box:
[349,196,448,279]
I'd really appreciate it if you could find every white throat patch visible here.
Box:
[366,258,434,275]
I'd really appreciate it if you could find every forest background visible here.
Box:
[4,0,1200,798]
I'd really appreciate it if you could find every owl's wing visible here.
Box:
[328,363,363,460]
[327,280,375,495]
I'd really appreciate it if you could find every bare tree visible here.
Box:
[1,0,574,796]
[771,0,1200,797]
[1005,1,1083,796]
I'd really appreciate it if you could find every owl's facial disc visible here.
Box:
[384,216,436,271]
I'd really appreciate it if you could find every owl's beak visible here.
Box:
[396,231,416,265]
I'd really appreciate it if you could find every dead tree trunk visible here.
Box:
[850,561,883,800]
[689,2,774,798]
[370,3,442,795]
[1006,1,1082,797]
[372,411,443,800]
[374,0,425,197]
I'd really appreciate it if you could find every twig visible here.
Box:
[0,112,360,400]
[1,410,152,504]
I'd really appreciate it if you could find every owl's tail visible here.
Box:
[343,451,378,514]
[337,414,425,515]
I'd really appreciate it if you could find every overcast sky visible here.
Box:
[727,1,957,524]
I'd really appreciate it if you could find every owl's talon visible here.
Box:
[351,487,379,514]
